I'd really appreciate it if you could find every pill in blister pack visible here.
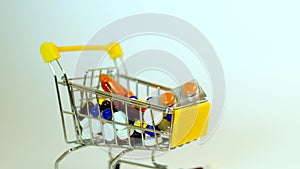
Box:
[182,81,199,97]
[147,79,206,108]
[174,80,207,106]
[147,91,177,108]
[160,91,177,107]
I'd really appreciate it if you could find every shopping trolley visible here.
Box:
[40,42,211,169]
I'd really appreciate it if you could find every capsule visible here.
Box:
[143,109,163,126]
[130,96,147,112]
[103,123,115,141]
[90,104,100,117]
[160,91,177,107]
[100,100,118,112]
[181,81,199,97]
[101,108,112,120]
[117,127,134,140]
[90,119,102,134]
[129,96,138,100]
[139,99,147,112]
[143,109,171,132]
[145,125,155,138]
[100,74,134,98]
[113,111,127,130]
[166,114,173,122]
[79,118,89,129]
[113,100,140,121]
[157,119,171,131]
[134,120,148,133]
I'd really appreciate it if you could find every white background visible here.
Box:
[1,0,299,169]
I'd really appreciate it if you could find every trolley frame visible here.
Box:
[41,42,209,169]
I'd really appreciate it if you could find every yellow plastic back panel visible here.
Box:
[171,102,210,148]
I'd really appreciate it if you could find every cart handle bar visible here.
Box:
[40,42,123,63]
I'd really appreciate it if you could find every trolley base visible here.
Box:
[109,149,167,169]
[54,145,167,169]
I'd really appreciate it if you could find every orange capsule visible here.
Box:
[160,91,176,107]
[127,90,135,98]
[181,81,199,97]
[100,74,134,98]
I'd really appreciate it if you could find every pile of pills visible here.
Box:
[78,75,204,147]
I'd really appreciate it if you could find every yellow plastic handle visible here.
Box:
[40,42,123,63]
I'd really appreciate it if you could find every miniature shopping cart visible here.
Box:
[40,42,211,169]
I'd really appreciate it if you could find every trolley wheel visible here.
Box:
[114,163,120,169]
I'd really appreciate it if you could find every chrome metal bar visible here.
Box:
[60,81,167,111]
[147,84,150,97]
[139,106,145,147]
[120,57,129,90]
[89,70,95,98]
[54,144,90,169]
[110,98,119,147]
[109,151,167,169]
[96,69,102,89]
[56,59,66,74]
[86,90,95,145]
[54,76,69,144]
[165,108,172,150]
[86,67,117,72]
[83,143,168,151]
[119,74,171,91]
[108,147,114,160]
[151,151,167,169]
[150,109,161,150]
[62,111,75,115]
[69,85,82,143]
[117,160,162,169]
[135,80,139,98]
[109,149,134,169]
[48,63,56,76]
[157,87,160,95]
[113,59,119,83]
[124,102,132,148]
